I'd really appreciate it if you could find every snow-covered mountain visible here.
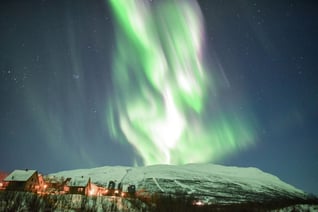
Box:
[50,164,315,209]
[53,164,304,200]
[1,164,317,211]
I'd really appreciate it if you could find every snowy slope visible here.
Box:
[51,163,306,205]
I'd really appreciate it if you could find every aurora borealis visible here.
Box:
[108,0,254,165]
[1,0,317,195]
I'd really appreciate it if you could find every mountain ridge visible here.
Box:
[51,163,306,204]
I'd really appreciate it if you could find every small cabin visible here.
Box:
[67,176,91,195]
[4,169,39,192]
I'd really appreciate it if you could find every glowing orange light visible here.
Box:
[193,200,204,206]
[89,189,95,196]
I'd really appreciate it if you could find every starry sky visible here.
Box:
[1,0,317,195]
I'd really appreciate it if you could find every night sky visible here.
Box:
[1,0,317,195]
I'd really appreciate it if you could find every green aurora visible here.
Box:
[108,0,255,165]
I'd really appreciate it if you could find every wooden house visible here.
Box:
[66,176,91,195]
[4,169,39,192]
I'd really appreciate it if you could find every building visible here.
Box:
[121,184,136,197]
[44,176,71,194]
[34,174,48,194]
[67,176,91,195]
[4,169,39,192]
[0,171,9,190]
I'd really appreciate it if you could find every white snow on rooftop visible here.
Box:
[4,169,37,182]
[67,176,90,187]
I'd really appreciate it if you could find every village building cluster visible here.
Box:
[0,169,136,198]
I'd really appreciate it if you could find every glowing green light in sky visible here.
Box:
[109,0,255,165]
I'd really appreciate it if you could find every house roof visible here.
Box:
[4,169,37,182]
[67,177,90,187]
